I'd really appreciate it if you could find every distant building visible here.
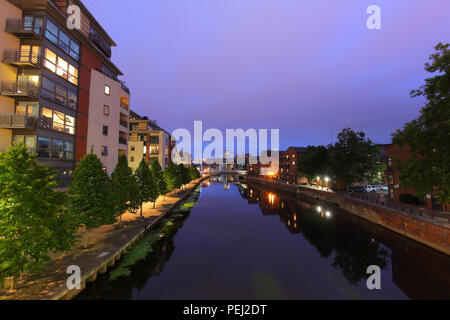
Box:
[279,147,307,184]
[128,110,170,171]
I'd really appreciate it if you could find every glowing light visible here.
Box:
[325,211,331,218]
[317,206,322,213]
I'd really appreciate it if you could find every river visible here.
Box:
[77,177,450,300]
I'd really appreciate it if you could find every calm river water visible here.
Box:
[77,177,450,300]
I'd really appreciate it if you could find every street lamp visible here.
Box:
[325,177,330,191]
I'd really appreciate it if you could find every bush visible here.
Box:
[399,193,420,205]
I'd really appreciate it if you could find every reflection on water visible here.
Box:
[78,179,450,300]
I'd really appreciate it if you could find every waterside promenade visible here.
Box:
[0,177,207,300]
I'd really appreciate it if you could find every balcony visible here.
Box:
[2,50,41,68]
[5,19,43,38]
[119,136,128,145]
[120,119,128,128]
[1,81,39,98]
[0,114,37,130]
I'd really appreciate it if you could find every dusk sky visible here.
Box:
[84,0,450,150]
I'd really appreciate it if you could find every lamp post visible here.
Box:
[325,177,330,191]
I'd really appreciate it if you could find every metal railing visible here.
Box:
[5,19,42,37]
[2,50,41,66]
[0,81,39,98]
[0,114,37,129]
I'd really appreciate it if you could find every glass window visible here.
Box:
[41,108,53,129]
[67,90,77,110]
[65,142,74,160]
[53,111,65,132]
[16,102,38,117]
[103,105,110,116]
[41,77,55,100]
[56,57,68,79]
[105,85,110,95]
[101,146,108,156]
[65,116,75,135]
[16,104,27,115]
[44,48,57,71]
[52,139,64,160]
[45,20,58,43]
[70,42,79,60]
[58,31,70,54]
[37,137,50,158]
[55,84,66,104]
[103,125,108,136]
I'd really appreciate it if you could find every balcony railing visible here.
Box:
[2,50,41,68]
[5,19,42,38]
[119,136,128,145]
[0,114,37,130]
[119,119,128,128]
[0,81,39,98]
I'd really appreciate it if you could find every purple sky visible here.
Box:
[84,0,449,149]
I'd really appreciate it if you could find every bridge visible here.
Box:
[203,170,247,176]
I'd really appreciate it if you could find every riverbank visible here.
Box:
[247,177,450,255]
[0,177,208,300]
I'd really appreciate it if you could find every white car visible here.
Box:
[365,185,377,193]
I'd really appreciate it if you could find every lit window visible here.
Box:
[105,85,110,95]
[103,105,110,116]
[43,49,78,85]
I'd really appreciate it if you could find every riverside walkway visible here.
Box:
[0,178,206,300]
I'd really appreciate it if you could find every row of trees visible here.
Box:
[0,146,200,290]
[298,128,385,189]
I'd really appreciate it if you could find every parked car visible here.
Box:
[365,185,378,193]
[376,185,388,191]
[349,186,366,193]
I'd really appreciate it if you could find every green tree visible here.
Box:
[111,155,140,228]
[135,159,157,216]
[69,150,116,248]
[393,43,450,206]
[150,160,167,200]
[164,163,182,192]
[297,145,330,184]
[0,144,76,290]
[328,128,382,189]
[178,164,191,188]
[188,166,201,181]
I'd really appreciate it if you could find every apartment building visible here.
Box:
[128,110,170,171]
[0,0,129,184]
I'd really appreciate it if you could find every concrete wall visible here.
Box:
[0,0,22,149]
[87,69,129,175]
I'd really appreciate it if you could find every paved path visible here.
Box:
[0,179,204,300]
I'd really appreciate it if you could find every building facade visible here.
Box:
[279,147,307,184]
[0,0,129,184]
[128,110,170,172]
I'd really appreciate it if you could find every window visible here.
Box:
[101,146,108,156]
[16,102,38,117]
[52,139,64,159]
[131,145,135,151]
[130,156,135,162]
[104,85,110,95]
[14,135,36,149]
[37,137,51,158]
[103,125,109,136]
[65,142,74,160]
[43,48,78,85]
[103,105,110,116]
[41,76,77,109]
[40,107,75,135]
[46,19,80,60]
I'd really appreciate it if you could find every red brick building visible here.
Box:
[384,144,447,211]
[279,147,307,184]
